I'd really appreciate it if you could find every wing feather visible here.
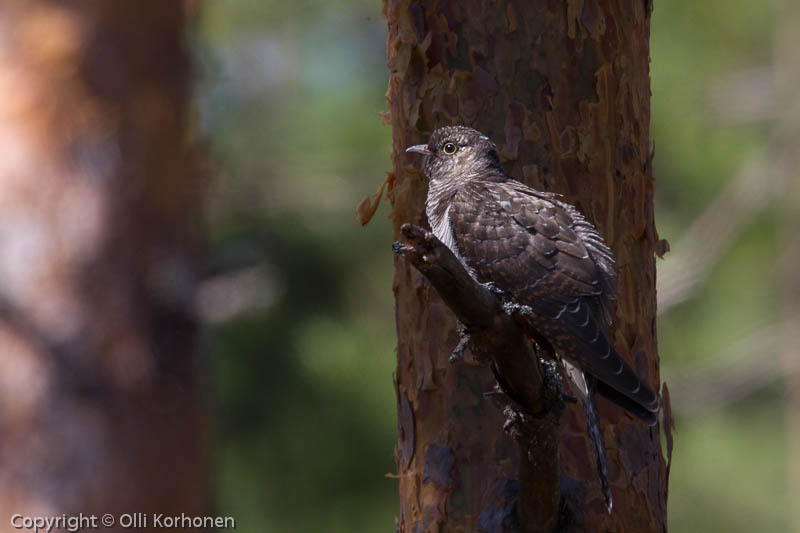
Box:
[448,180,658,420]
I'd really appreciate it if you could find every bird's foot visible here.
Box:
[501,405,525,439]
[450,322,489,366]
[539,358,566,419]
[501,299,535,318]
[481,281,506,297]
[449,332,471,363]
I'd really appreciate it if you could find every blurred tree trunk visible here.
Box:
[385,1,667,530]
[0,1,209,525]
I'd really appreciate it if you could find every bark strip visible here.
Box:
[396,223,560,532]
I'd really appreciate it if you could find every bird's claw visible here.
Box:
[482,281,507,297]
[502,299,534,318]
[450,325,471,363]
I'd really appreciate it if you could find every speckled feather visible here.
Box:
[416,126,659,422]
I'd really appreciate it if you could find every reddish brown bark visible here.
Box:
[0,0,209,524]
[386,0,667,530]
[395,222,561,531]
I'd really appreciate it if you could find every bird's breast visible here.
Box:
[425,196,480,281]
[427,203,457,253]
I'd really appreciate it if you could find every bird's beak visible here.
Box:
[405,144,432,156]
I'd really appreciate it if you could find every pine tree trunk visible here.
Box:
[0,1,210,524]
[385,0,668,530]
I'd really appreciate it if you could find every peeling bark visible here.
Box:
[386,0,667,531]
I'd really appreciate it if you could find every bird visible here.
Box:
[406,125,660,509]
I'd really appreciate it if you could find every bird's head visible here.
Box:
[406,126,502,183]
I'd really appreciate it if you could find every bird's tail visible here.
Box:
[572,330,660,426]
[563,361,612,512]
[594,379,659,426]
[584,376,612,513]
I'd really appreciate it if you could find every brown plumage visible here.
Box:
[406,126,659,424]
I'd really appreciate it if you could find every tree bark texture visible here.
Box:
[385,1,667,531]
[0,1,209,524]
[395,222,562,531]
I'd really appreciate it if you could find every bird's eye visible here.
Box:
[442,142,458,155]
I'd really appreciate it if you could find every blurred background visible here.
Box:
[195,2,397,531]
[2,0,782,531]
[194,0,798,531]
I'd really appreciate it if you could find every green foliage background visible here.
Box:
[196,1,787,531]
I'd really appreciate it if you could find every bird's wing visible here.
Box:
[449,180,609,320]
[553,197,618,324]
[448,180,659,419]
